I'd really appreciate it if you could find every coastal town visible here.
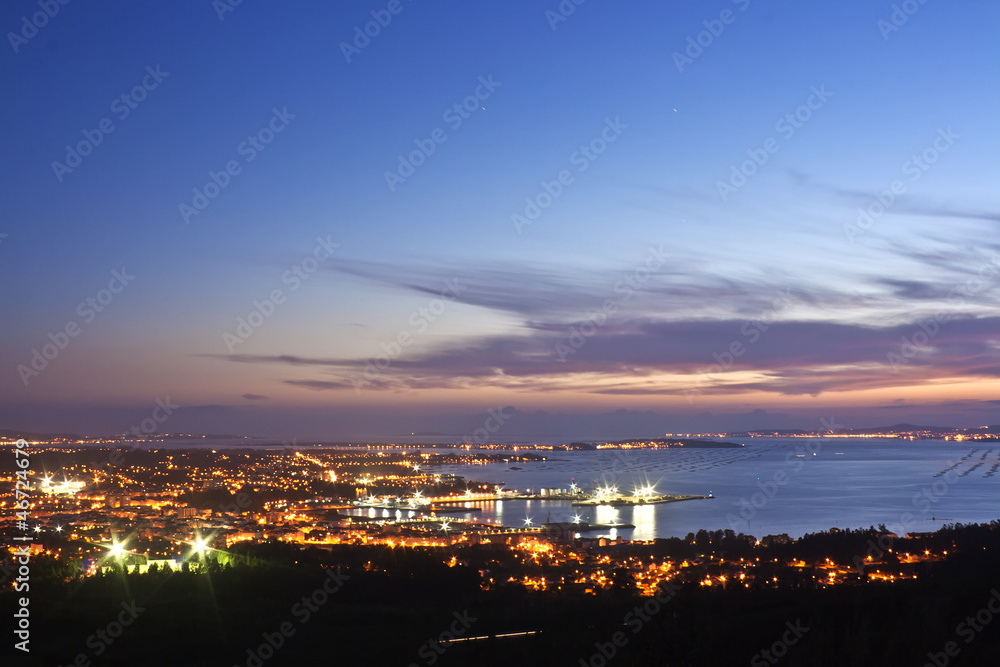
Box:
[0,437,982,595]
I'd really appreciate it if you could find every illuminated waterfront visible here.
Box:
[427,438,1000,539]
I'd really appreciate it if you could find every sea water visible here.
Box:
[424,438,1000,540]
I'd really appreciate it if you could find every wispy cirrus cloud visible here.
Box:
[322,254,998,328]
[199,237,1000,403]
[206,315,1000,398]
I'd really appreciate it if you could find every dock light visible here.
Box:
[523,517,533,526]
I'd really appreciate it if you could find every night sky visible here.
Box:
[2,0,998,439]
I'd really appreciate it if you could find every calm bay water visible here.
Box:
[422,438,1000,540]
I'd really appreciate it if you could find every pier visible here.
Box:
[571,493,713,507]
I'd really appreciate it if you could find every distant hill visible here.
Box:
[0,429,83,441]
[848,424,1000,435]
[727,423,1000,437]
[0,429,249,442]
[874,423,954,434]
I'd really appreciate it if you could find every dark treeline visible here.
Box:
[3,523,1000,666]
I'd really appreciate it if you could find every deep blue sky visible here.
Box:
[2,0,998,439]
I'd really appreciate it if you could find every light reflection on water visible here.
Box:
[632,504,656,541]
[422,439,1000,539]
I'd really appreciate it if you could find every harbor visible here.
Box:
[352,481,714,520]
[564,482,714,507]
